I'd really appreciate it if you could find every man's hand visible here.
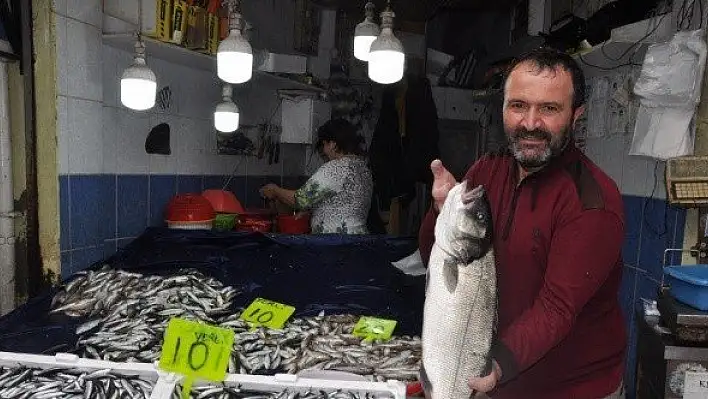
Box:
[430,159,457,212]
[260,183,280,200]
[469,359,502,394]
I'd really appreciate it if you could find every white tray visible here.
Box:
[152,370,408,399]
[0,351,160,398]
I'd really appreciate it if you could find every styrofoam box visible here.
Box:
[152,371,408,399]
[0,351,161,398]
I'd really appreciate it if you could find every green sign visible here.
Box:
[353,316,397,341]
[159,318,235,398]
[240,297,295,329]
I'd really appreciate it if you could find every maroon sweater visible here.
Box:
[419,144,626,399]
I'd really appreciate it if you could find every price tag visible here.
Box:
[240,298,295,329]
[353,316,397,341]
[159,318,235,398]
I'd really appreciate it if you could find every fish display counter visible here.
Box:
[0,228,425,398]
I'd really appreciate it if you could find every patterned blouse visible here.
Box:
[294,156,373,234]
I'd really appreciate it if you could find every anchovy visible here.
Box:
[170,386,392,398]
[51,267,422,383]
[420,181,498,399]
[0,365,153,398]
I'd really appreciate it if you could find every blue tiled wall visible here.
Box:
[59,174,308,278]
[620,195,687,398]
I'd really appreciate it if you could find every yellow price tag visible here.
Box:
[240,298,295,329]
[353,316,397,341]
[159,318,235,398]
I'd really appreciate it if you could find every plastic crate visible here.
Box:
[151,370,408,399]
[0,351,160,398]
[665,265,708,311]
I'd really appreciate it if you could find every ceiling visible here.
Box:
[310,0,519,24]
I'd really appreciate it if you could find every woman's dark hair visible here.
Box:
[505,47,586,110]
[315,118,365,156]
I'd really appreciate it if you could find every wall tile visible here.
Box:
[53,0,67,15]
[102,106,119,174]
[149,175,177,226]
[103,239,118,259]
[68,98,104,174]
[60,251,72,280]
[56,15,69,97]
[223,176,248,206]
[117,175,149,238]
[638,197,670,281]
[59,176,70,251]
[622,196,643,266]
[66,19,102,101]
[666,205,688,265]
[177,175,203,194]
[103,14,137,34]
[619,266,637,327]
[71,245,105,276]
[57,96,70,175]
[102,47,119,108]
[245,175,272,209]
[636,274,661,302]
[67,0,102,28]
[116,108,151,174]
[69,175,116,248]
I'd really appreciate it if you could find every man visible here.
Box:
[418,48,627,398]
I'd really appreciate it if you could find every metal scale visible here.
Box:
[635,157,708,399]
[661,157,708,341]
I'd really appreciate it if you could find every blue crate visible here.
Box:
[664,265,708,311]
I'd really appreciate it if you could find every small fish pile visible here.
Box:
[0,365,153,398]
[219,314,420,381]
[171,385,392,399]
[51,267,240,363]
[51,267,421,382]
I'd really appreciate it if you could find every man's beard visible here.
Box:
[507,125,571,169]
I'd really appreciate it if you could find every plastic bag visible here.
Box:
[629,104,695,160]
[633,29,707,107]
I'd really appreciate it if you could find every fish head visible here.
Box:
[441,180,493,264]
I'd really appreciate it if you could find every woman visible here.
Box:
[260,119,373,234]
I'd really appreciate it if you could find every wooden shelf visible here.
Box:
[102,33,326,93]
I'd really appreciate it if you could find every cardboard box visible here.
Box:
[204,0,220,55]
[171,0,188,45]
[185,0,208,50]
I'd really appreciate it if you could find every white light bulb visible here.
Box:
[215,108,240,132]
[367,8,405,85]
[354,2,380,63]
[217,29,253,84]
[368,32,405,84]
[214,84,240,132]
[120,49,157,111]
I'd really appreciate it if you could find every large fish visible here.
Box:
[420,180,497,399]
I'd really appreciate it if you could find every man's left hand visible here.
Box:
[468,359,502,394]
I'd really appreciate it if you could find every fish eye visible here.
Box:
[476,212,485,221]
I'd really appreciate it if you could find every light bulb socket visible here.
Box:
[222,84,233,99]
[364,1,376,19]
[380,9,395,30]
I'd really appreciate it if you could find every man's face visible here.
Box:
[503,61,584,169]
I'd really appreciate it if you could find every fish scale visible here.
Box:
[420,181,498,399]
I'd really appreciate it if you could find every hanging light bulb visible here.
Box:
[368,2,405,85]
[214,84,240,132]
[120,37,157,111]
[353,2,380,62]
[217,0,253,84]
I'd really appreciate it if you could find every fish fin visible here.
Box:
[461,183,484,205]
[419,363,433,398]
[442,258,459,293]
